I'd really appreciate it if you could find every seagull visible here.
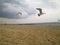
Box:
[36,8,45,16]
[17,12,22,16]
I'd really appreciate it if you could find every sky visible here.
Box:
[0,0,60,24]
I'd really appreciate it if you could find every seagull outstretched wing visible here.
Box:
[36,8,42,14]
[17,12,22,16]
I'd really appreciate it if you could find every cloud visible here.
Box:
[0,0,60,24]
[0,0,29,19]
[0,7,60,24]
[3,3,28,18]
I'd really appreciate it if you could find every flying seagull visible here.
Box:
[17,12,22,16]
[36,8,45,16]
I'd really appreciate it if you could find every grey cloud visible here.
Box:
[41,0,59,8]
[0,0,29,19]
[0,0,59,19]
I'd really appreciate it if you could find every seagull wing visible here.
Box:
[17,12,22,15]
[36,8,42,13]
[39,9,42,14]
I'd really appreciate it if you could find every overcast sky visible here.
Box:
[0,0,60,24]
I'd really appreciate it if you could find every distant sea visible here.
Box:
[0,22,60,26]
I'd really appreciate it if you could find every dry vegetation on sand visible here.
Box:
[0,25,60,45]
